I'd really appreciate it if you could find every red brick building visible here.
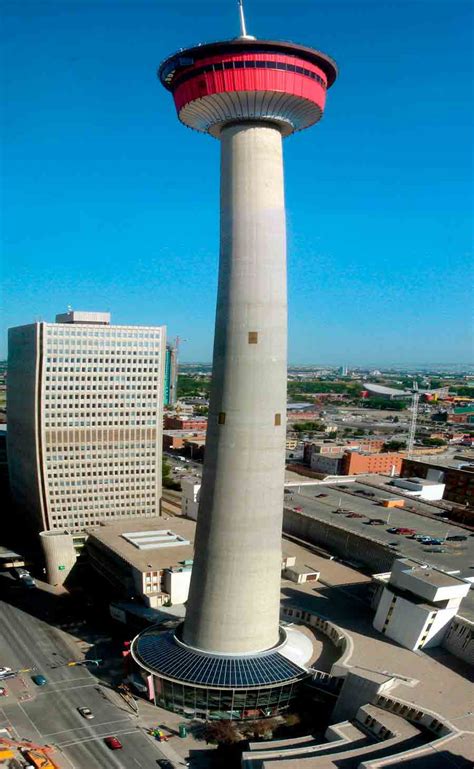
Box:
[304,439,385,464]
[163,431,206,450]
[164,416,208,431]
[341,451,404,476]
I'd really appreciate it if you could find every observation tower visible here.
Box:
[131,2,337,719]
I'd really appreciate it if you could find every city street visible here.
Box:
[0,588,184,769]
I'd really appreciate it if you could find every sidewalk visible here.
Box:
[137,698,216,766]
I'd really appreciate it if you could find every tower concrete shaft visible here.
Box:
[183,122,287,655]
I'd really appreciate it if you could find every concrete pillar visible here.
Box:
[40,530,77,586]
[183,122,287,655]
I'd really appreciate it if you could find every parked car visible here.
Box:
[104,736,122,750]
[293,506,303,512]
[31,675,47,686]
[0,667,12,677]
[424,547,448,553]
[156,761,174,769]
[392,527,416,536]
[0,687,8,696]
[368,519,385,525]
[346,512,363,518]
[446,535,467,542]
[21,575,37,588]
[315,493,328,497]
[78,707,94,719]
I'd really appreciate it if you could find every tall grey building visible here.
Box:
[7,311,166,536]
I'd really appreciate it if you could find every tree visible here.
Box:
[383,440,406,452]
[421,438,447,447]
[177,374,211,399]
[361,398,406,411]
[292,421,325,433]
[203,720,242,745]
[162,457,181,490]
[241,718,280,740]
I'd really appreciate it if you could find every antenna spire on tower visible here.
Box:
[238,0,248,37]
[236,0,255,40]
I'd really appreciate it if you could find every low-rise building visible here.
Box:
[164,415,208,431]
[448,405,474,424]
[185,437,206,460]
[341,451,403,476]
[85,517,195,607]
[310,453,343,475]
[372,558,470,651]
[286,411,321,422]
[181,478,201,520]
[163,430,206,451]
[390,476,445,501]
[401,458,474,508]
[283,564,320,584]
[304,439,385,465]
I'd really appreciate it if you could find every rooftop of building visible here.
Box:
[86,516,196,573]
[55,310,111,325]
[395,558,468,588]
[397,477,445,486]
[163,429,206,437]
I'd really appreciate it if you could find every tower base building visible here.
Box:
[132,625,311,719]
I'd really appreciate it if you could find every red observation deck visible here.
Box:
[158,38,337,138]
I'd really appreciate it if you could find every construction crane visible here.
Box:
[0,737,58,769]
[407,380,420,459]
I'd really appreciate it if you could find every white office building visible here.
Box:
[180,477,201,520]
[372,558,470,651]
[7,311,166,536]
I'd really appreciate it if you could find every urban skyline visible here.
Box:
[0,3,473,767]
[2,0,472,364]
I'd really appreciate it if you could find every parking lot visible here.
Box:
[284,480,474,617]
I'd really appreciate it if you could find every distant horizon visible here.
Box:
[180,361,474,371]
[1,357,473,372]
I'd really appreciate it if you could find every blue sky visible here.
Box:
[2,0,473,364]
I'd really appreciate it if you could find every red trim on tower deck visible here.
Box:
[174,67,326,115]
[171,52,328,88]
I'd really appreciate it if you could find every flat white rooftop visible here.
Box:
[121,530,190,550]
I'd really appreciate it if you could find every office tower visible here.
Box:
[7,311,166,536]
[131,6,337,720]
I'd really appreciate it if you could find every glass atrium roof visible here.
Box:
[133,629,307,689]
